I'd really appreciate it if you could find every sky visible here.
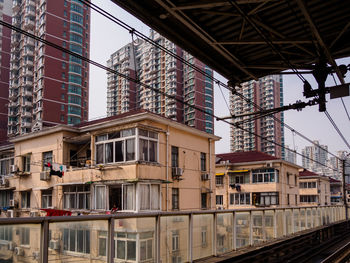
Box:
[89,1,350,164]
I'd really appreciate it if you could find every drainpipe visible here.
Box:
[209,138,212,209]
[166,126,170,211]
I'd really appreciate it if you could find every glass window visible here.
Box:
[95,185,106,210]
[22,155,31,172]
[63,228,90,254]
[216,176,223,186]
[21,191,31,209]
[63,185,90,209]
[200,152,206,171]
[41,190,52,208]
[20,228,30,245]
[123,184,134,210]
[42,151,53,171]
[171,146,179,167]
[172,188,179,210]
[216,195,223,205]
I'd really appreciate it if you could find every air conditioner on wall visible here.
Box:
[9,199,15,207]
[30,211,38,217]
[14,247,24,256]
[0,177,9,187]
[201,173,210,181]
[172,167,183,177]
[49,240,60,250]
[40,171,50,181]
[10,164,18,173]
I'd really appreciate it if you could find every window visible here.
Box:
[98,231,107,257]
[172,188,179,210]
[139,184,160,210]
[229,172,249,184]
[63,228,90,254]
[216,176,224,186]
[0,190,13,207]
[171,146,179,168]
[20,228,30,245]
[63,10,67,17]
[230,193,250,205]
[42,151,52,171]
[172,231,179,252]
[123,184,134,210]
[201,227,207,247]
[116,232,136,261]
[0,226,12,241]
[138,129,158,163]
[216,195,223,205]
[22,154,31,172]
[200,152,206,171]
[95,128,147,164]
[300,195,318,203]
[299,182,317,188]
[21,191,30,209]
[201,193,207,209]
[62,62,66,69]
[41,190,52,208]
[252,168,278,183]
[140,232,153,261]
[95,185,106,210]
[252,192,279,206]
[63,185,90,209]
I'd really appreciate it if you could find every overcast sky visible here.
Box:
[89,1,350,163]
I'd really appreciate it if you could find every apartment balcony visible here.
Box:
[23,101,33,107]
[34,106,42,113]
[22,79,33,86]
[21,121,32,128]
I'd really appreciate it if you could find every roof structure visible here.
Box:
[114,0,350,84]
[299,169,320,177]
[216,151,279,164]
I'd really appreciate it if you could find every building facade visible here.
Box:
[299,169,330,206]
[8,0,90,137]
[0,110,218,218]
[284,145,297,164]
[0,0,12,143]
[301,140,328,173]
[215,151,300,209]
[107,30,214,134]
[230,75,284,158]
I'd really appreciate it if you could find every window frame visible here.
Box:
[21,191,31,209]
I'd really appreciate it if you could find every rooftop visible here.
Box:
[216,151,279,164]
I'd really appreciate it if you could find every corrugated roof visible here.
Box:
[299,169,319,177]
[216,151,279,164]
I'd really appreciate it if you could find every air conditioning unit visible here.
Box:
[266,162,272,168]
[8,242,14,251]
[216,206,224,210]
[49,240,60,250]
[7,210,15,218]
[10,164,18,173]
[14,246,24,256]
[201,173,210,181]
[0,177,9,187]
[172,167,183,177]
[40,171,50,181]
[32,251,39,260]
[30,211,38,217]
[9,199,15,207]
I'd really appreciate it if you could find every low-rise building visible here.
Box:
[330,177,343,204]
[0,110,219,218]
[215,151,301,209]
[299,169,330,206]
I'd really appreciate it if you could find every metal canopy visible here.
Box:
[113,0,350,84]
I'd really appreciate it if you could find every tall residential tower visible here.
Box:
[0,0,12,143]
[107,30,214,134]
[230,75,284,158]
[8,0,90,136]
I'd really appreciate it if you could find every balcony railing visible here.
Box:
[0,206,347,263]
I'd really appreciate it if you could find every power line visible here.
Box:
[324,111,350,151]
[331,73,350,122]
[1,20,342,173]
[83,0,347,165]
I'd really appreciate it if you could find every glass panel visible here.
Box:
[306,209,312,229]
[49,221,107,262]
[276,210,284,237]
[115,141,124,162]
[300,209,306,230]
[293,210,300,232]
[192,214,212,260]
[0,224,40,262]
[216,213,233,254]
[126,139,135,161]
[236,212,250,249]
[285,209,293,235]
[252,211,263,244]
[265,210,275,240]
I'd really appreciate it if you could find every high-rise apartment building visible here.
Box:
[230,75,284,157]
[107,30,214,134]
[0,0,12,143]
[301,140,328,172]
[8,0,90,136]
[285,145,297,164]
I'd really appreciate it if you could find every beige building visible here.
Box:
[215,151,301,209]
[0,110,219,217]
[299,169,331,206]
[330,177,343,204]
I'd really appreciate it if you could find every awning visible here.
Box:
[14,188,32,192]
[0,187,15,191]
[228,170,249,173]
[215,173,225,176]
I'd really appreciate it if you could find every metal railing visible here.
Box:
[0,205,347,263]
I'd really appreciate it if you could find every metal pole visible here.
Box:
[342,159,348,220]
[107,217,115,263]
[40,219,49,263]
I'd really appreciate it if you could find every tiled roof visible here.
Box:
[329,177,341,183]
[216,151,279,164]
[299,169,319,177]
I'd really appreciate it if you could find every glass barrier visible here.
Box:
[235,212,250,249]
[264,210,275,240]
[0,224,41,263]
[49,220,108,263]
[285,209,293,235]
[192,214,212,260]
[252,211,263,245]
[216,213,233,254]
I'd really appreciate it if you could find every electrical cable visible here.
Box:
[80,0,346,166]
[0,20,342,172]
[324,111,350,151]
[331,73,350,122]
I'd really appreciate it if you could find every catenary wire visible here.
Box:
[331,73,350,122]
[1,20,343,172]
[82,0,348,166]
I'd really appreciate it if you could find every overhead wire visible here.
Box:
[81,0,347,165]
[1,20,343,173]
[331,73,350,122]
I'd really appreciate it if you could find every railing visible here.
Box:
[0,206,347,263]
